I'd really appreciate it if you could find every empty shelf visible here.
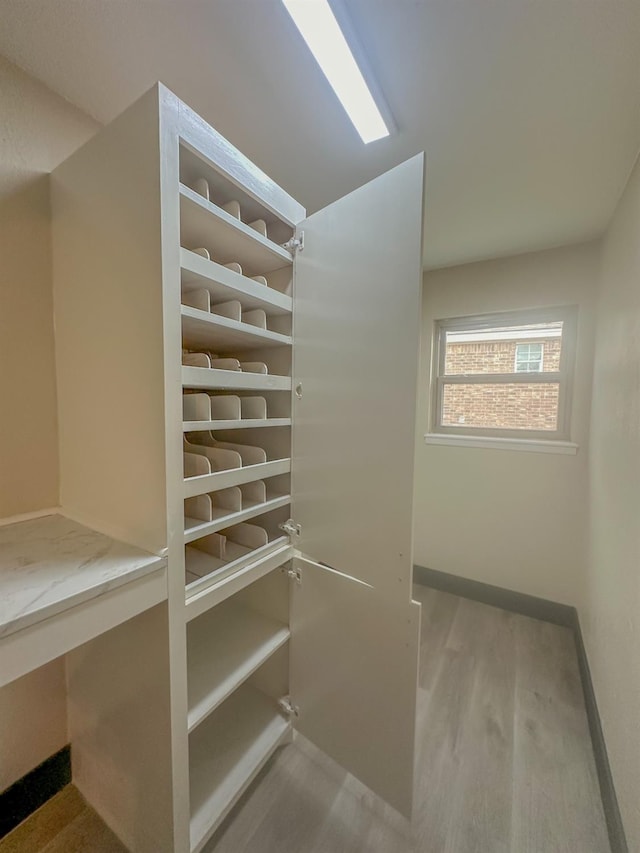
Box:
[181,249,292,315]
[180,184,292,276]
[181,306,292,352]
[182,366,291,392]
[189,684,289,852]
[187,602,289,732]
[184,494,291,543]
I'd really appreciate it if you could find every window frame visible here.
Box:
[431,306,578,442]
[514,342,544,373]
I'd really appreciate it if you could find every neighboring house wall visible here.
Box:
[0,55,98,791]
[445,338,561,374]
[442,339,561,430]
[583,150,640,852]
[414,241,598,606]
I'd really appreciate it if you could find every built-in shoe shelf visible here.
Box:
[187,600,289,733]
[181,248,292,315]
[180,183,293,276]
[184,481,290,544]
[188,682,289,853]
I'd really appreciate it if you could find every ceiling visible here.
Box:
[0,0,638,269]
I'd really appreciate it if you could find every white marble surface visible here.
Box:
[0,513,166,639]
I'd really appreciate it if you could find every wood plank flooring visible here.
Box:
[1,587,609,852]
[0,785,127,853]
[208,586,610,853]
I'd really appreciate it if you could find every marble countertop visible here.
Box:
[0,514,167,640]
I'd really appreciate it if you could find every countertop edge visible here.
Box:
[0,555,167,641]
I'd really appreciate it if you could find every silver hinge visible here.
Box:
[282,230,304,254]
[282,565,302,584]
[278,696,300,717]
[279,518,302,538]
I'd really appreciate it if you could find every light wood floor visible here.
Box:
[0,785,127,853]
[1,587,610,852]
[208,586,611,853]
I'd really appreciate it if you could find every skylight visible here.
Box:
[281,0,390,144]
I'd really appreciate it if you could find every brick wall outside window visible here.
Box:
[442,338,561,430]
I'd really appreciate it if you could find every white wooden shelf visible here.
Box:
[185,533,287,582]
[179,143,304,234]
[183,391,290,430]
[184,494,290,543]
[182,366,291,392]
[183,458,291,498]
[185,545,292,622]
[187,602,289,733]
[180,184,293,276]
[185,537,288,595]
[181,305,291,352]
[189,683,289,852]
[181,249,292,315]
[184,417,291,432]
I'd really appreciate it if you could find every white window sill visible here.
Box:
[423,433,579,455]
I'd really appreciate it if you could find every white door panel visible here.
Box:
[290,556,421,817]
[292,155,424,599]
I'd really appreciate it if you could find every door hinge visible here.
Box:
[282,230,304,254]
[278,696,300,718]
[282,565,302,585]
[279,518,302,539]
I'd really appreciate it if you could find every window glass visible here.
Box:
[441,382,559,431]
[515,342,544,372]
[433,309,575,440]
[443,322,562,376]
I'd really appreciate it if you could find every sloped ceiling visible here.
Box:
[0,0,638,268]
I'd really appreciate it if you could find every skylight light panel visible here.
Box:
[281,0,390,143]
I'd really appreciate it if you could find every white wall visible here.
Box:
[0,54,97,518]
[0,55,98,789]
[0,659,68,790]
[583,151,640,851]
[415,242,598,605]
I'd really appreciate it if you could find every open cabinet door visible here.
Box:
[291,154,424,599]
[290,156,425,816]
[290,555,421,816]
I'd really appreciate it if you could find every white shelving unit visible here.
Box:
[187,600,289,732]
[179,183,294,274]
[183,459,291,499]
[184,417,291,432]
[181,306,292,351]
[181,249,292,315]
[189,683,290,853]
[51,84,425,853]
[184,533,288,587]
[184,494,291,544]
[182,366,291,392]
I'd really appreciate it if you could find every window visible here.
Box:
[431,307,577,442]
[515,342,543,373]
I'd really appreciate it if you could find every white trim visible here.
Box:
[448,328,561,343]
[424,433,579,455]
